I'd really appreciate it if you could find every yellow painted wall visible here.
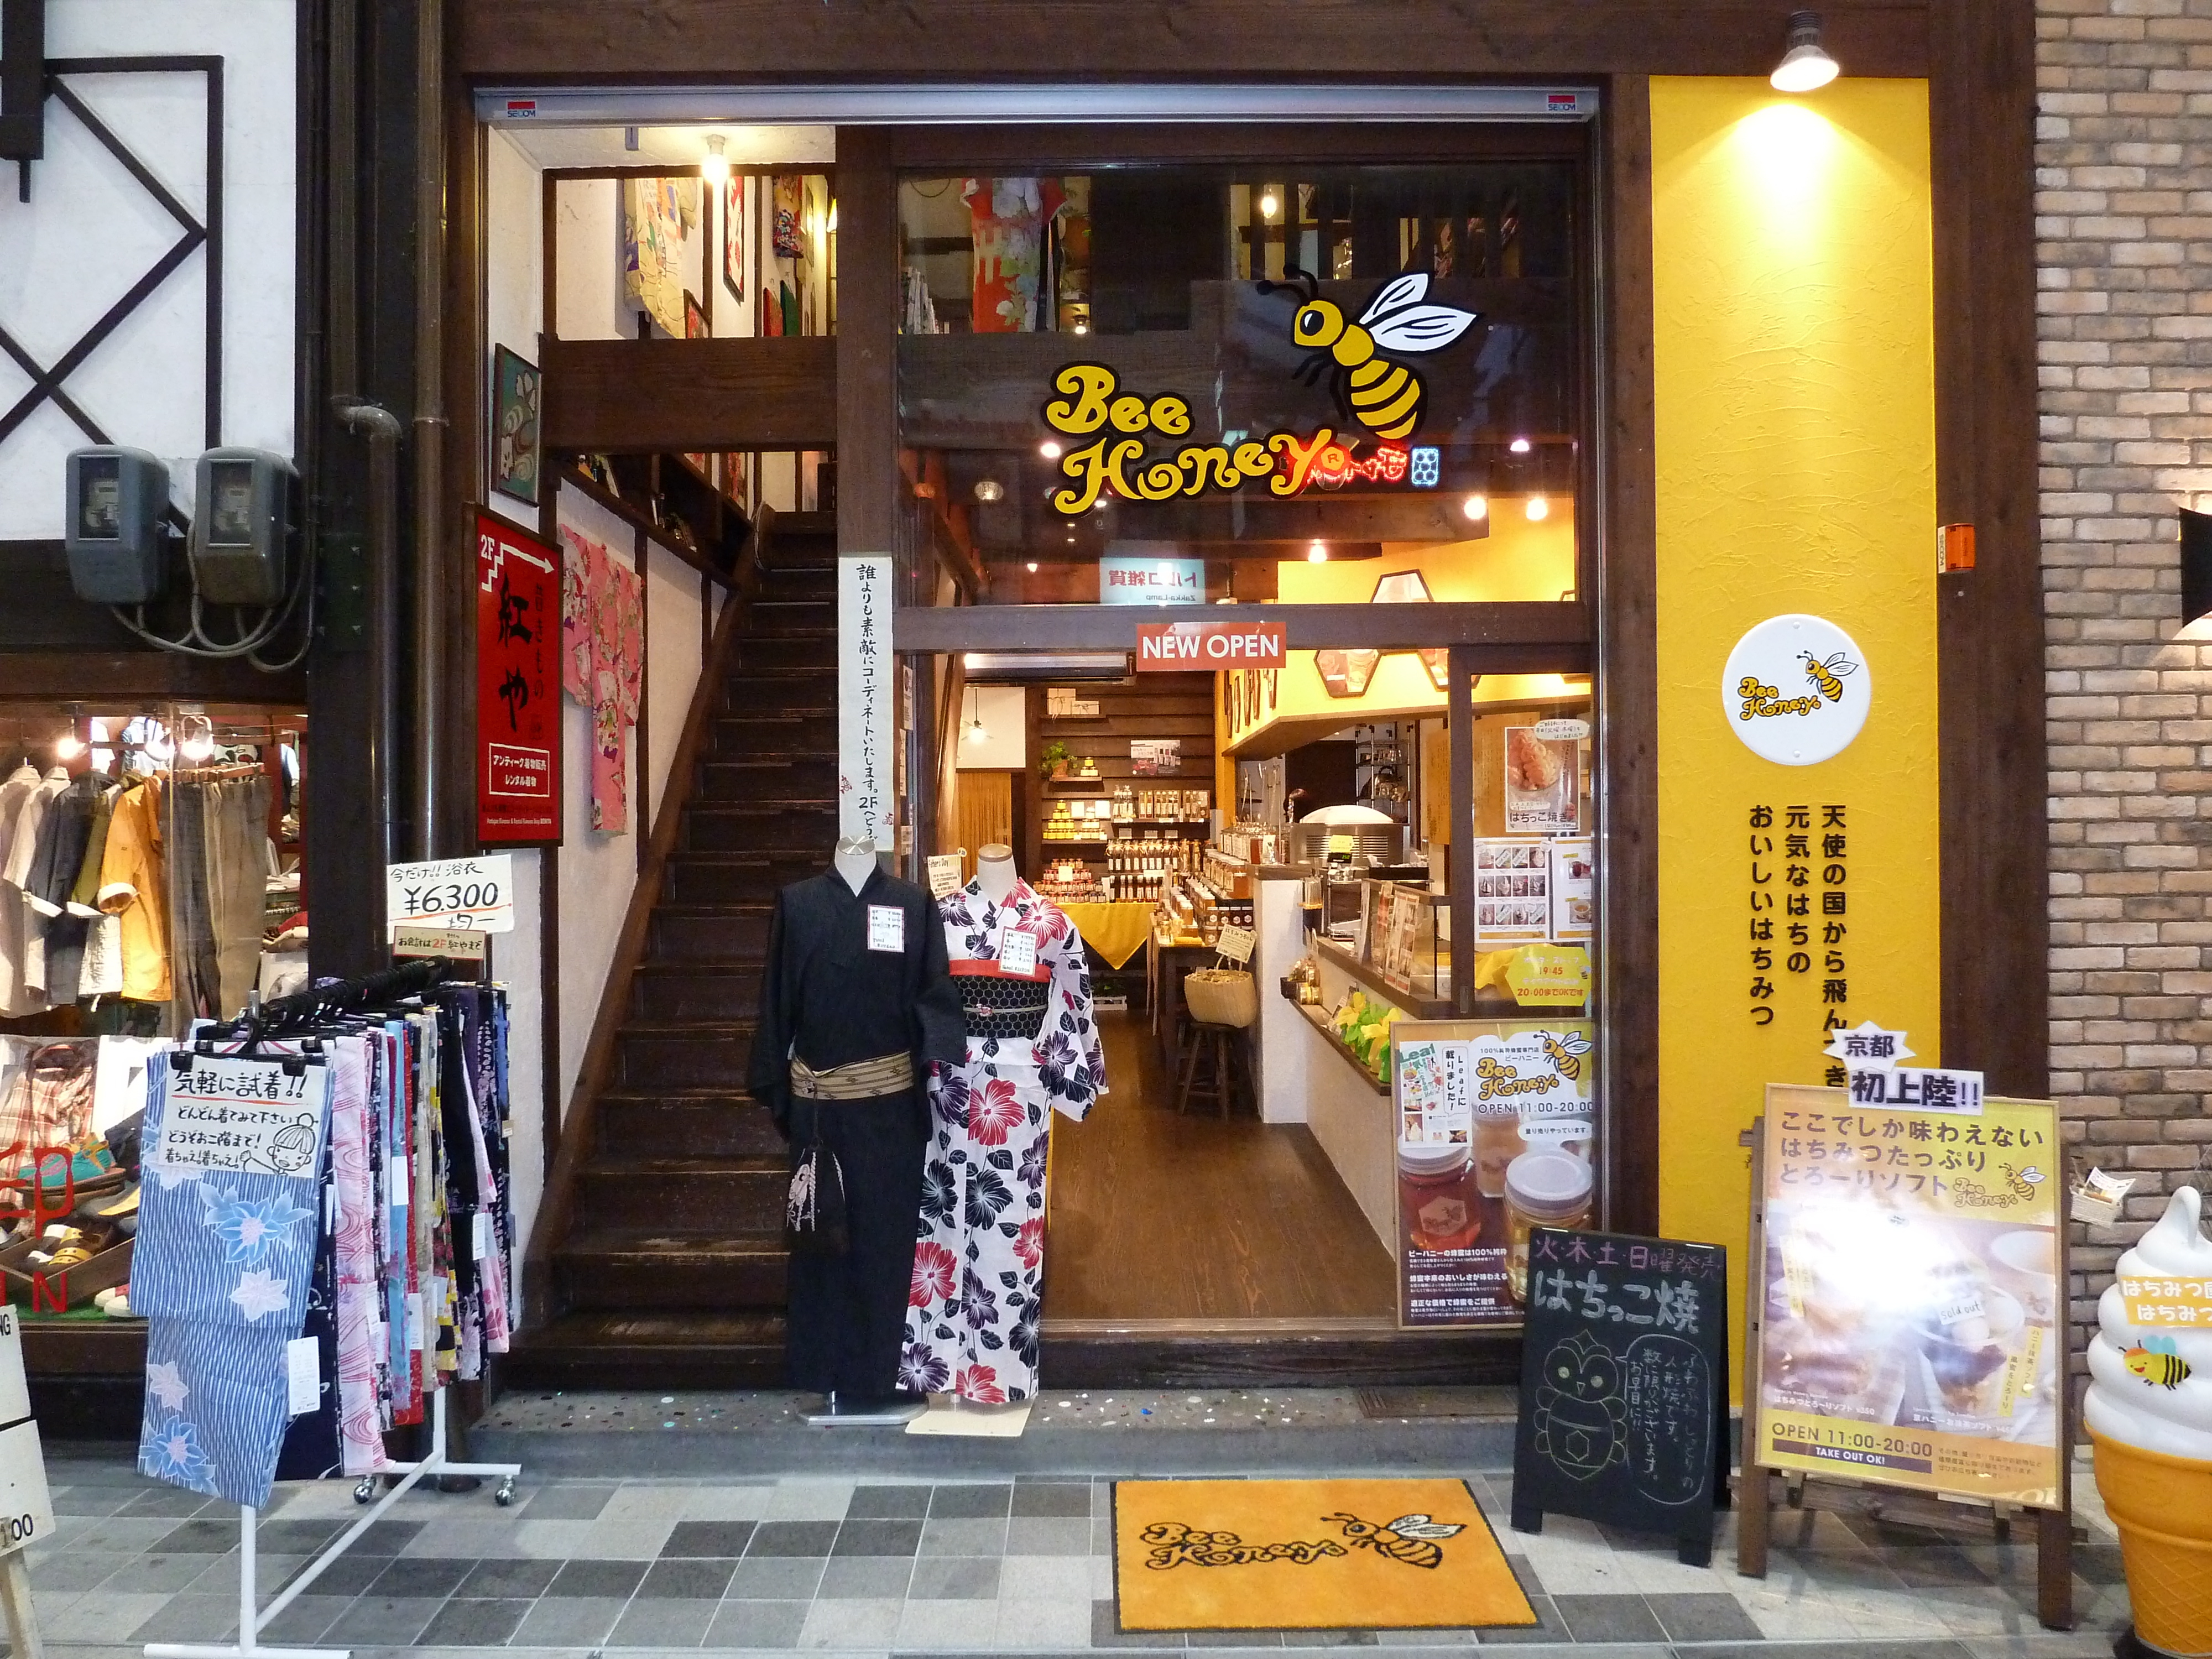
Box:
[1652,79,1942,1373]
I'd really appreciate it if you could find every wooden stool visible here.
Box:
[1175,1019,1251,1119]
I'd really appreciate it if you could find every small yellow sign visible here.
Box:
[393,926,487,962]
[1506,944,1591,1007]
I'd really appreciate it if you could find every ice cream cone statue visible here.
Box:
[2086,1186,2212,1658]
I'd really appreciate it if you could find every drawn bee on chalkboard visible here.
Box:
[2125,1335,2192,1390]
[1532,1328,1629,1481]
[1256,269,1481,441]
[1321,1512,1464,1569]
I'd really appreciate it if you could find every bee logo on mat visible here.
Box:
[1540,1030,1593,1084]
[1321,1512,1464,1569]
[1258,268,1480,441]
[2124,1335,2192,1389]
[1799,650,1858,703]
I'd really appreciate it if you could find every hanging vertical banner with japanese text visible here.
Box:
[838,556,895,847]
[474,510,563,844]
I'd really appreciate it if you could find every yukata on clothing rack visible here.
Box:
[901,879,1104,1406]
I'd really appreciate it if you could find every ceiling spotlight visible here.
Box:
[1260,192,1280,220]
[1509,436,1532,455]
[1526,494,1551,522]
[54,731,84,761]
[973,479,1005,504]
[1072,322,1088,335]
[1026,561,1039,573]
[1308,540,1328,563]
[701,133,729,185]
[1461,493,1489,522]
[1039,440,1063,460]
[1771,9,1840,93]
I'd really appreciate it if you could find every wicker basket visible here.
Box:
[1184,968,1258,1029]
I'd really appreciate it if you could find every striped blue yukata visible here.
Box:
[135,1056,328,1509]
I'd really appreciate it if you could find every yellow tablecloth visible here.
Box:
[1060,900,1157,969]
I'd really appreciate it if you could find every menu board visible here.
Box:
[1473,838,1552,943]
[1511,1229,1730,1565]
[1752,1086,2064,1507]
[1392,1019,1598,1328]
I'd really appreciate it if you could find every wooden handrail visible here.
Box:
[517,507,776,1330]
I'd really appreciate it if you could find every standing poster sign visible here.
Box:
[474,511,562,844]
[1751,1084,2064,1506]
[838,557,895,846]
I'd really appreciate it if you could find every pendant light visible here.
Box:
[1771,10,1840,93]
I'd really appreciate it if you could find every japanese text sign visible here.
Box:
[149,1056,332,1180]
[1098,555,1206,605]
[385,855,515,935]
[1753,1084,2063,1509]
[838,557,895,846]
[2118,1275,2212,1327]
[474,510,562,843]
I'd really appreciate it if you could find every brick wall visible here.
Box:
[2037,0,2212,1386]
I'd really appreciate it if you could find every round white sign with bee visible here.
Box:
[1720,614,1870,765]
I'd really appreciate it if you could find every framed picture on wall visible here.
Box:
[723,173,745,299]
[489,345,540,506]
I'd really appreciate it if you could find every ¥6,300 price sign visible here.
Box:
[385,854,517,936]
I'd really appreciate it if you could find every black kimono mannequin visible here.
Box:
[747,843,963,1401]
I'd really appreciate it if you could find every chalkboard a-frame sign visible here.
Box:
[1510,1228,1731,1566]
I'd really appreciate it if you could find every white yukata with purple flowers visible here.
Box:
[901,878,1104,1404]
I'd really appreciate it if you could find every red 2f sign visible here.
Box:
[1135,621,1286,671]
[474,510,563,844]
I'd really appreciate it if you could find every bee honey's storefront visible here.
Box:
[450,4,2047,1394]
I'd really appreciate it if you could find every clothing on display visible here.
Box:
[559,528,645,833]
[901,877,1104,1405]
[748,868,964,1397]
[962,177,1063,333]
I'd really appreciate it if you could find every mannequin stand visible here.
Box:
[802,1390,926,1428]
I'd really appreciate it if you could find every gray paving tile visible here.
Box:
[36,1551,133,1592]
[1281,1632,1383,1647]
[909,1555,1000,1600]
[2073,1544,2126,1586]
[725,1554,826,1599]
[517,1481,617,1520]
[1188,1631,1282,1647]
[1478,1592,1575,1644]
[257,1594,351,1645]
[456,1556,562,1598]
[1642,1590,1761,1642]
[640,1556,739,1599]
[1674,1646,1976,1659]
[418,1597,534,1646]
[1006,1516,1090,1556]
[608,1596,718,1646]
[321,1593,446,1646]
[1875,1544,1997,1588]
[819,1553,916,1597]
[848,1483,932,1518]
[1091,1599,1184,1647]
[117,1486,216,1517]
[930,1483,1014,1518]
[353,1517,428,1554]
[665,1520,759,1557]
[745,1518,839,1556]
[365,1553,477,1598]
[921,1517,1008,1557]
[256,1516,347,1553]
[1011,1482,1092,1518]
[150,1517,244,1553]
[51,1486,131,1518]
[127,1594,239,1643]
[702,1598,811,1649]
[279,1548,390,1598]
[508,1593,628,1647]
[1550,1593,1664,1644]
[837,1516,925,1557]
[546,1556,649,1597]
[87,1552,215,1593]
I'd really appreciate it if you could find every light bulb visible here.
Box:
[973,479,1005,504]
[1526,494,1551,521]
[54,732,83,760]
[1259,192,1279,220]
[1026,561,1039,573]
[1771,10,1840,92]
[701,134,729,185]
[1039,440,1063,460]
[1509,436,1532,455]
[1461,494,1489,522]
[1308,540,1328,563]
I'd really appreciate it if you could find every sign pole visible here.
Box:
[0,1552,39,1659]
[1735,1121,1771,1577]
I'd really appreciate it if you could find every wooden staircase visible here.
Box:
[510,510,838,1389]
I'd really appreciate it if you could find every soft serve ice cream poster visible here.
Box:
[1754,1087,2063,1506]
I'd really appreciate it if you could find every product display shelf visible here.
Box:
[1314,935,1455,1023]
[1294,999,1391,1096]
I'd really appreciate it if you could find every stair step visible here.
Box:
[698,756,837,799]
[707,714,836,758]
[504,1311,789,1390]
[684,804,838,854]
[649,904,774,958]
[753,570,835,604]
[598,1091,785,1156]
[660,854,815,906]
[748,599,834,630]
[630,959,766,1018]
[719,674,835,716]
[733,636,835,672]
[554,1228,790,1310]
[614,1021,760,1089]
[577,1156,786,1230]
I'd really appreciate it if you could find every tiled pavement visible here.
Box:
[20,1457,2131,1658]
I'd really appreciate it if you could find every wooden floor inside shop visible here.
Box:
[1044,1011,1397,1322]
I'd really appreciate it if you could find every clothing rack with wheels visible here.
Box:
[136,959,521,1659]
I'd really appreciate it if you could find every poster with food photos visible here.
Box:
[1551,838,1595,941]
[1505,725,1581,832]
[1475,838,1553,943]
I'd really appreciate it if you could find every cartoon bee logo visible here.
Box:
[1541,1030,1593,1083]
[1799,650,1859,703]
[1321,1512,1464,1569]
[2003,1164,2046,1202]
[1258,268,1480,441]
[2124,1335,2192,1390]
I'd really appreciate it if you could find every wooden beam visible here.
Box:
[0,654,306,704]
[1598,74,1661,1237]
[1449,645,1477,1015]
[1930,0,2047,1095]
[458,1,1928,80]
[894,600,1592,655]
[542,336,836,453]
[836,126,898,569]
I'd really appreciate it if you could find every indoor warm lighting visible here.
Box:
[964,688,988,744]
[1509,436,1532,454]
[973,479,1005,504]
[827,202,837,234]
[1259,192,1280,220]
[1039,440,1063,460]
[1026,561,1039,572]
[1771,9,1840,92]
[1072,322,1088,335]
[1526,494,1551,522]
[54,730,83,761]
[701,134,729,185]
[1461,493,1489,522]
[1308,540,1328,563]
